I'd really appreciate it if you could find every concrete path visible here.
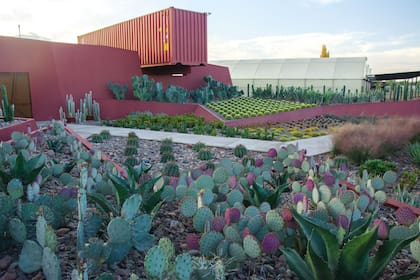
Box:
[67,124,332,156]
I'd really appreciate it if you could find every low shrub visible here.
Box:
[332,117,420,164]
[358,159,397,177]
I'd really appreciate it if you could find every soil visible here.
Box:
[0,124,419,280]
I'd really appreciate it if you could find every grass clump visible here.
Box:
[332,117,420,164]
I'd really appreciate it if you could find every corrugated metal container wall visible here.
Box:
[77,7,207,67]
[77,21,139,52]
[170,8,207,67]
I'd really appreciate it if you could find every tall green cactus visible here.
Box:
[66,94,75,118]
[1,85,14,122]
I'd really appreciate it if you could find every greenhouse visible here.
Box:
[212,57,370,94]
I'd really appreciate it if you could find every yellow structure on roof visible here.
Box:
[320,44,330,58]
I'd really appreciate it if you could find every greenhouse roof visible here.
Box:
[367,70,420,81]
[212,57,368,80]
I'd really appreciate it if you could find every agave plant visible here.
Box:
[88,163,164,217]
[281,209,419,280]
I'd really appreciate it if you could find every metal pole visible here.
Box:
[18,25,21,37]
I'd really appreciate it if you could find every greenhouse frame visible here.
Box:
[212,57,370,94]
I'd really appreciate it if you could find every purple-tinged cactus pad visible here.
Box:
[372,219,389,240]
[185,233,200,250]
[324,171,335,186]
[267,148,277,158]
[395,207,416,226]
[261,232,280,254]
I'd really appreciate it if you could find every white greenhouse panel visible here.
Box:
[252,79,279,88]
[305,59,336,79]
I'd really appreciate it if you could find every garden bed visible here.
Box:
[0,117,38,141]
[0,122,419,280]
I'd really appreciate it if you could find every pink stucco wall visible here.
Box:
[0,36,142,120]
[100,100,222,122]
[0,36,232,121]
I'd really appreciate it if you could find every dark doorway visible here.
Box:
[0,72,32,118]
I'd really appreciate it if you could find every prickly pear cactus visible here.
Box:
[243,235,261,258]
[158,237,175,268]
[18,240,43,273]
[229,242,246,262]
[181,197,198,217]
[8,218,27,243]
[213,167,229,185]
[175,253,193,280]
[193,207,214,232]
[42,247,62,280]
[144,246,166,279]
[107,217,131,243]
[200,231,224,257]
[265,210,284,232]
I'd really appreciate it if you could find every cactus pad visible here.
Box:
[8,218,27,243]
[261,232,280,254]
[144,246,166,279]
[259,202,271,213]
[225,207,241,225]
[374,190,387,204]
[195,175,215,190]
[107,217,131,243]
[158,237,175,268]
[372,219,388,240]
[371,177,385,190]
[389,225,415,240]
[319,185,332,203]
[357,195,370,212]
[244,206,260,217]
[176,185,188,199]
[213,167,229,184]
[211,216,226,232]
[395,207,416,226]
[243,235,261,258]
[181,197,197,217]
[193,207,214,232]
[340,190,355,205]
[227,189,243,206]
[228,242,246,262]
[199,231,224,256]
[42,247,61,280]
[175,253,193,280]
[18,240,43,273]
[223,225,242,243]
[327,198,346,218]
[248,215,264,235]
[265,210,284,232]
[383,170,397,185]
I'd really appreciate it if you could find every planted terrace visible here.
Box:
[0,113,419,279]
[206,97,316,120]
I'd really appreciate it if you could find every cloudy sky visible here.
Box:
[1,0,419,74]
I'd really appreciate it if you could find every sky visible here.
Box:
[1,0,419,74]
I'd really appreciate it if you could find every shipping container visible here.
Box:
[77,7,207,67]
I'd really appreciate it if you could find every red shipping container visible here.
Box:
[77,7,207,67]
